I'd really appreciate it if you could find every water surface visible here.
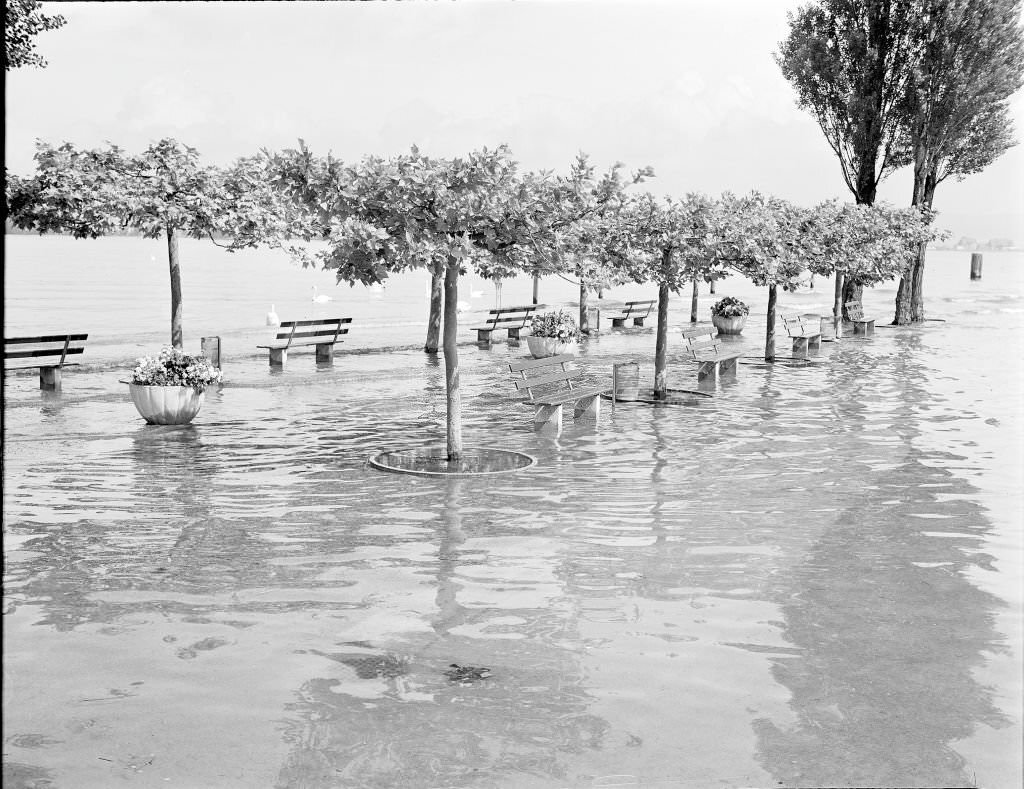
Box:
[3,238,1022,787]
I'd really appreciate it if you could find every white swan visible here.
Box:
[266,304,280,326]
[311,285,333,304]
[456,300,472,313]
[470,287,483,299]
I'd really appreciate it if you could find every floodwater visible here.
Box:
[3,237,1023,788]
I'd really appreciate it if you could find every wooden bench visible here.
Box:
[3,333,88,391]
[610,300,656,328]
[257,318,351,367]
[472,305,537,345]
[845,301,876,336]
[780,313,822,358]
[508,354,609,430]
[680,327,743,384]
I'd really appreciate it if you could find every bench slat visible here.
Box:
[508,353,575,373]
[5,333,89,346]
[513,369,583,391]
[531,384,608,406]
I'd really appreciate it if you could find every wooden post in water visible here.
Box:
[201,336,221,369]
[970,253,983,280]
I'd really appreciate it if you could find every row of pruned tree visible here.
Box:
[5,138,941,458]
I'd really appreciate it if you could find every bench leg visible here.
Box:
[719,357,739,378]
[39,366,61,391]
[268,348,287,367]
[573,394,600,421]
[791,337,809,358]
[809,335,821,352]
[476,330,493,346]
[507,328,521,341]
[315,343,334,365]
[697,360,719,386]
[611,318,625,328]
[534,403,562,431]
[633,318,645,327]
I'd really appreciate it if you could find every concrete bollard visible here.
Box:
[201,336,221,369]
[970,253,983,280]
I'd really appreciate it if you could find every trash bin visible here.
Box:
[612,361,640,402]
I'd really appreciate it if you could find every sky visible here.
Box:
[6,0,1024,243]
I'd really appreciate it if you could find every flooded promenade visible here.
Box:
[3,239,1022,788]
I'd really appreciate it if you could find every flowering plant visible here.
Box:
[529,309,580,342]
[130,347,223,392]
[710,296,749,318]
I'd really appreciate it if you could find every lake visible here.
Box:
[3,235,1022,787]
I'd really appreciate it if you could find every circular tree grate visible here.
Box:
[369,446,536,477]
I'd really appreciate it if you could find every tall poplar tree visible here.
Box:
[894,0,1024,323]
[777,0,918,311]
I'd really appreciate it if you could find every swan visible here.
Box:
[266,304,280,326]
[456,300,472,313]
[470,287,483,299]
[311,285,333,304]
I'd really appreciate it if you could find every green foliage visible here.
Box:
[716,192,815,290]
[529,309,580,342]
[4,0,65,70]
[5,139,232,239]
[776,0,917,203]
[806,199,944,285]
[710,296,749,318]
[130,347,223,392]
[904,0,1024,196]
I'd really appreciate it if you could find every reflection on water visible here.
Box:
[3,296,1022,786]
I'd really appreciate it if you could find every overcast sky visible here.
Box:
[6,0,1023,241]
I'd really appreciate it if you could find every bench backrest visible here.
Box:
[483,305,537,329]
[3,334,89,369]
[680,328,725,359]
[622,300,656,317]
[780,313,816,335]
[508,353,584,400]
[273,318,351,347]
[844,301,865,321]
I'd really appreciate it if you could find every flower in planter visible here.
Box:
[710,296,750,318]
[529,309,581,342]
[130,346,223,392]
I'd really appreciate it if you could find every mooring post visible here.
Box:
[970,253,983,280]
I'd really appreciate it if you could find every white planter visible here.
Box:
[711,314,747,335]
[527,336,578,358]
[128,383,205,425]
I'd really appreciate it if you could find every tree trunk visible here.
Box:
[443,258,462,460]
[709,278,716,294]
[653,281,670,399]
[166,224,183,349]
[841,279,863,319]
[832,270,844,339]
[532,273,539,305]
[895,153,937,324]
[579,281,590,334]
[690,280,698,323]
[765,284,777,362]
[910,243,927,321]
[425,264,443,353]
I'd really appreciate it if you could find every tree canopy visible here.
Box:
[4,0,65,70]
